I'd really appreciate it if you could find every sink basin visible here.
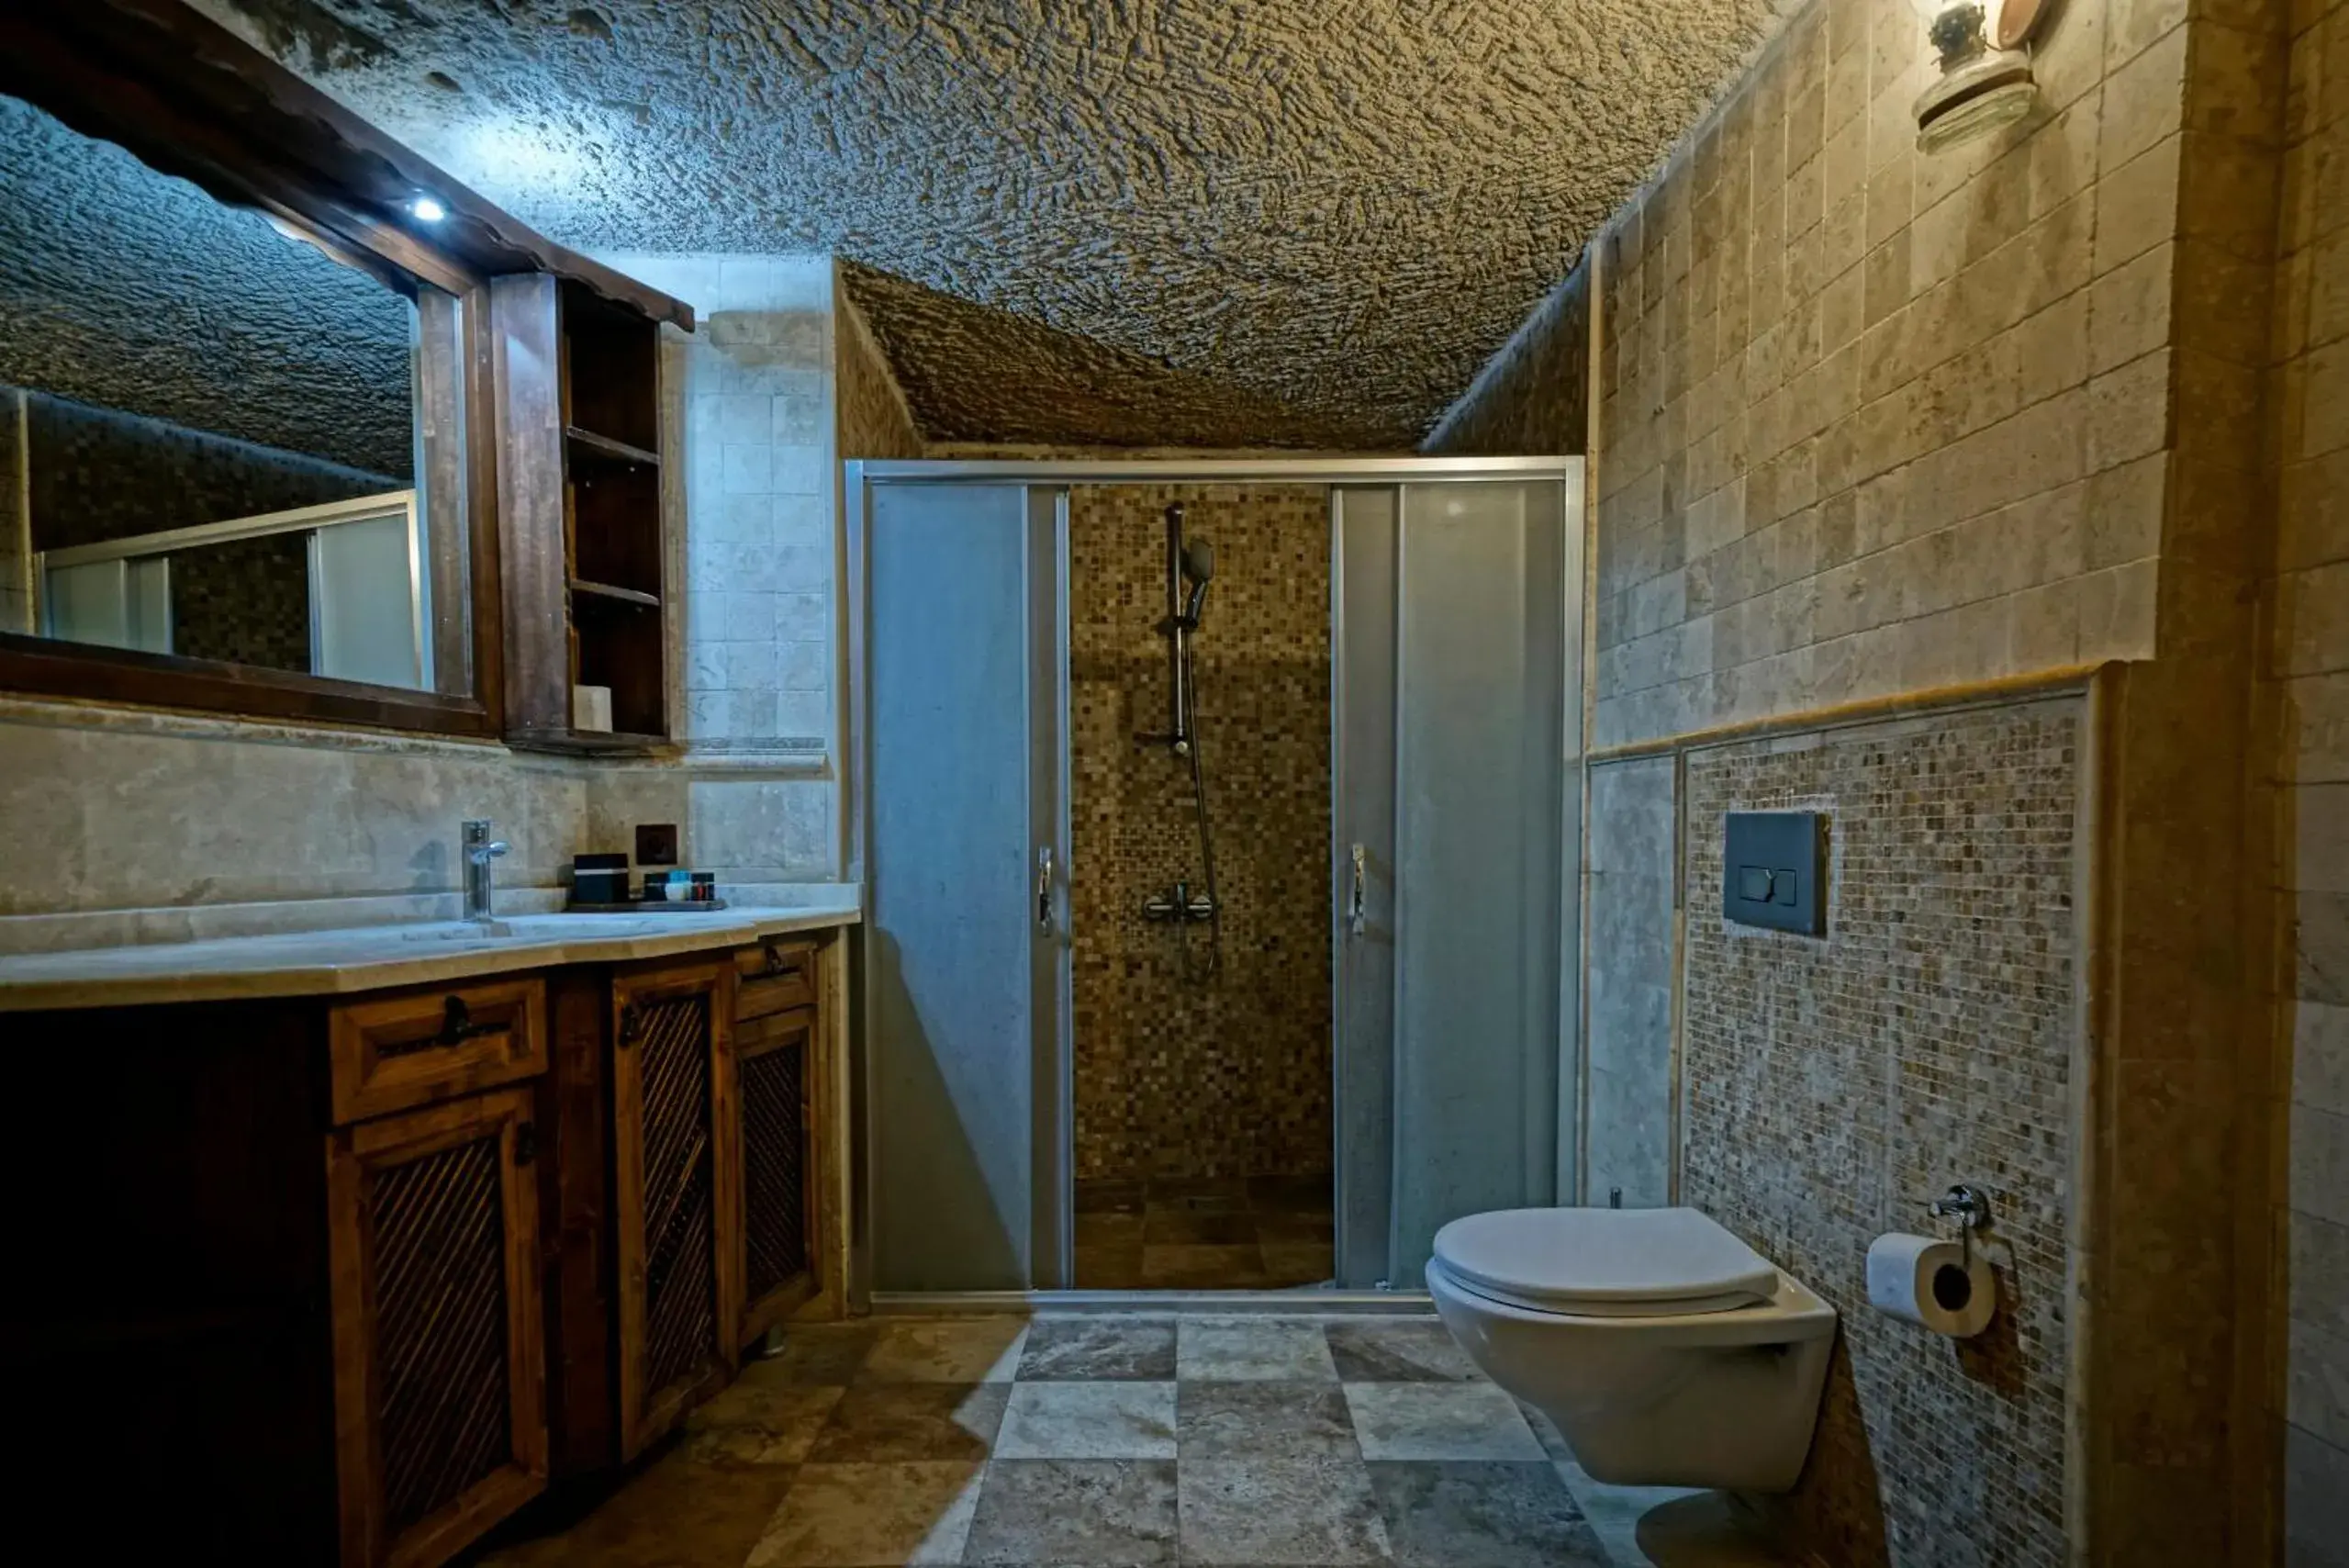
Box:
[386,913,721,948]
[398,921,515,943]
[498,914,678,939]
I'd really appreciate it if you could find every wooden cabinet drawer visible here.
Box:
[330,978,548,1125]
[733,938,815,1020]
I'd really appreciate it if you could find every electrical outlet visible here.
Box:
[634,823,679,867]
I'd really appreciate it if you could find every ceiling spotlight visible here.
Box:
[1908,1,2044,154]
[409,196,447,223]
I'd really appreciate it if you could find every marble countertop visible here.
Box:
[0,899,860,1013]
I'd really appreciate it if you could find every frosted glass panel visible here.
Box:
[125,557,170,653]
[865,481,1043,1292]
[45,560,130,649]
[1388,479,1572,1285]
[313,511,421,687]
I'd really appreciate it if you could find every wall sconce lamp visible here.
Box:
[1909,0,2050,153]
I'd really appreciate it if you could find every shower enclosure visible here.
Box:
[847,457,1583,1300]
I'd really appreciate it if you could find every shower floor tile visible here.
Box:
[1073,1172,1334,1291]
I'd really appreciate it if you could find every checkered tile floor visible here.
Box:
[475,1313,1727,1567]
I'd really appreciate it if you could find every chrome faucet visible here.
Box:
[462,819,509,924]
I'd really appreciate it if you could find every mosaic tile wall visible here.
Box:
[1068,484,1333,1182]
[1681,700,2080,1568]
[170,531,311,673]
[22,389,397,552]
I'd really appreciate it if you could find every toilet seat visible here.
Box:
[1431,1206,1780,1318]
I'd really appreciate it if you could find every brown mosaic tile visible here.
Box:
[1680,700,2081,1568]
[1068,483,1334,1183]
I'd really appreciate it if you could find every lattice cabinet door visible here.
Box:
[327,1086,548,1568]
[735,1004,819,1347]
[610,959,738,1460]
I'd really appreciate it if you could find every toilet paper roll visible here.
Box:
[1865,1233,1997,1338]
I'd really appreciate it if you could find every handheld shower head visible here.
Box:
[1181,538,1215,626]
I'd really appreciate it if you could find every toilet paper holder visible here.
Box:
[1925,1182,1993,1268]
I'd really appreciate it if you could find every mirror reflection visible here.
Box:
[0,89,454,691]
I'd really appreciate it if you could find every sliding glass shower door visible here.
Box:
[853,460,1580,1302]
[854,480,1069,1293]
[1334,477,1583,1289]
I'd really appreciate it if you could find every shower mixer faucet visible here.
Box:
[1143,880,1217,924]
[1139,499,1224,980]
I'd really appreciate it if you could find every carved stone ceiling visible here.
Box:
[203,0,1791,448]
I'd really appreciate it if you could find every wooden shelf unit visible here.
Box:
[493,274,671,752]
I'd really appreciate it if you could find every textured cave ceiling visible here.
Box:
[200,0,1792,448]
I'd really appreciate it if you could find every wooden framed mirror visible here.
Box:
[0,1,689,737]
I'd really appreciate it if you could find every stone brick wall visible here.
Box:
[1068,484,1333,1181]
[2272,0,2349,1552]
[1683,700,2082,1568]
[1590,0,2176,752]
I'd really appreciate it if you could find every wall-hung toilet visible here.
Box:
[1427,1206,1837,1493]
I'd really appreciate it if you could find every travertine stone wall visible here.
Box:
[0,701,590,939]
[1433,0,2295,1558]
[1583,755,1678,1206]
[2272,0,2349,1553]
[1683,700,2082,1568]
[1591,0,2173,751]
[1068,484,1333,1181]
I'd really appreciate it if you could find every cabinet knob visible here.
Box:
[437,994,498,1046]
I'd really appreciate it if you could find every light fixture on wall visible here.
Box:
[1908,0,2049,154]
[408,195,447,223]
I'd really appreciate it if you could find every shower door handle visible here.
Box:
[1036,846,1056,934]
[1348,843,1368,937]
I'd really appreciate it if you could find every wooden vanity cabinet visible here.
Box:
[608,958,739,1458]
[733,937,824,1345]
[324,980,553,1568]
[5,925,843,1562]
[534,937,838,1474]
[328,1085,547,1568]
[3,977,554,1568]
